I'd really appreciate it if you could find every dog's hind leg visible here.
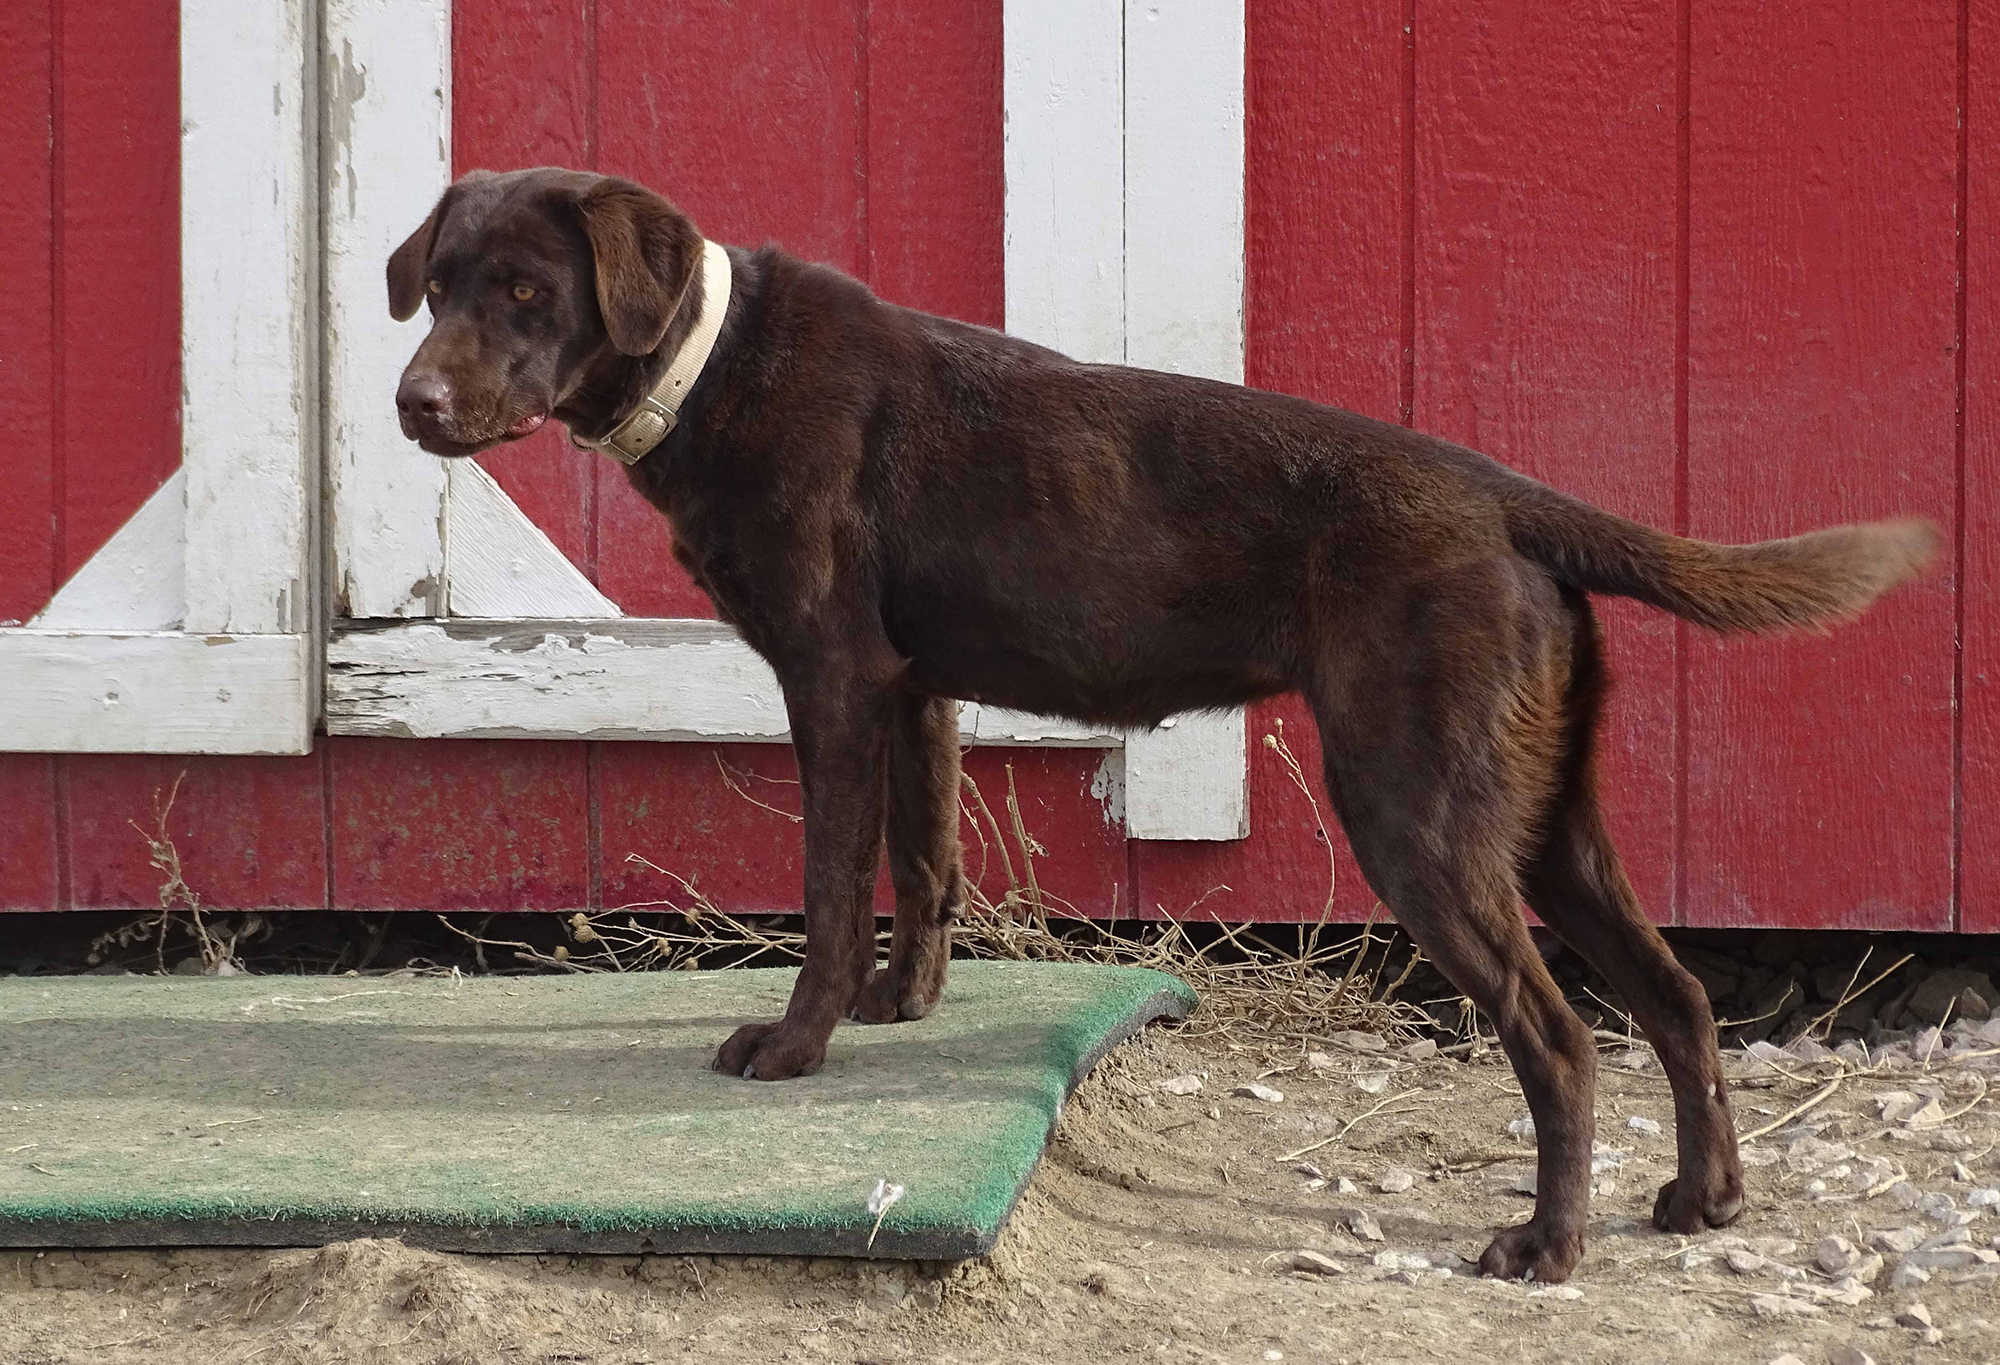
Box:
[854,693,964,1023]
[1519,597,1744,1235]
[1310,577,1599,1282]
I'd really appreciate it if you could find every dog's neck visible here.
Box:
[560,239,734,466]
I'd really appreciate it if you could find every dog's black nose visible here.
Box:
[396,371,452,421]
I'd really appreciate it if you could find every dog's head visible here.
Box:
[387,167,704,456]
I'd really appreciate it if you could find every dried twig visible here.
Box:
[1278,1089,1428,1162]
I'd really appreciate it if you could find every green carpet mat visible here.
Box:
[0,962,1190,1259]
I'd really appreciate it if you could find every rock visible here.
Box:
[1817,1235,1861,1274]
[1905,1246,1999,1269]
[1333,1177,1359,1196]
[1790,1037,1836,1063]
[1205,1106,1221,1120]
[1920,1191,1958,1222]
[1895,1302,1934,1329]
[1377,1167,1415,1195]
[1725,1248,1768,1275]
[1684,955,1740,1003]
[1232,1083,1284,1103]
[1917,1225,1971,1251]
[1749,1294,1819,1319]
[1821,1276,1875,1306]
[1850,1253,1886,1284]
[1352,1072,1389,1095]
[1868,1227,1925,1255]
[1901,1097,1947,1129]
[1371,1250,1430,1271]
[1607,1047,1656,1072]
[1967,1187,2000,1208]
[1626,1115,1664,1137]
[1920,1327,1945,1346]
[1743,1039,1794,1072]
[1907,969,1997,1025]
[1979,1016,2000,1044]
[1400,1038,1438,1062]
[1328,1030,1388,1053]
[1306,1050,1335,1071]
[1887,1262,1931,1290]
[1827,1345,1877,1365]
[1291,1249,1345,1276]
[1293,1162,1325,1180]
[1526,1285,1583,1301]
[1506,1114,1536,1143]
[1766,1355,1808,1365]
[1158,1074,1202,1096]
[1333,1208,1384,1242]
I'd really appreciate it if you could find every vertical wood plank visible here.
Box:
[1684,0,1956,929]
[591,0,864,618]
[597,742,1127,916]
[63,755,328,910]
[1413,0,1680,920]
[0,0,54,625]
[865,0,1004,326]
[58,0,179,596]
[329,738,591,911]
[454,0,604,588]
[1133,0,1405,918]
[1120,0,1249,841]
[1003,0,1124,363]
[1962,0,1996,933]
[324,0,451,619]
[0,757,59,912]
[181,0,318,634]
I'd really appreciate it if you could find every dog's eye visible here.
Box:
[511,284,537,302]
[427,279,441,295]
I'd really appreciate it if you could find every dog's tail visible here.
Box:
[1493,473,1938,634]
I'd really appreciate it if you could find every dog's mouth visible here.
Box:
[405,410,549,457]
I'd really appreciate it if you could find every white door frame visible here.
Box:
[0,0,317,755]
[319,0,1249,840]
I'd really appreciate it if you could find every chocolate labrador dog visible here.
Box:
[388,167,1935,1282]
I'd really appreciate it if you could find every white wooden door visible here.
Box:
[0,0,316,755]
[317,0,1249,841]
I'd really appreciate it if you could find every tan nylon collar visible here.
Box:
[570,238,733,466]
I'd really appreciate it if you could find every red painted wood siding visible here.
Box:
[0,1,1986,935]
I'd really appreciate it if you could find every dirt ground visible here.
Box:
[3,1019,1997,1365]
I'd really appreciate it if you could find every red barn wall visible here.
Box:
[0,0,1990,932]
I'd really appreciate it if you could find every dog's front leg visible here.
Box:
[713,679,891,1081]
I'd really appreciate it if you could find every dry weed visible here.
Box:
[437,725,1429,1052]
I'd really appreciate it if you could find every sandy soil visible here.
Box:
[3,1022,1997,1365]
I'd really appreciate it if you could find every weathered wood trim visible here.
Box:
[0,632,312,755]
[1124,0,1245,386]
[1003,0,1125,364]
[180,0,318,635]
[30,469,186,632]
[444,461,622,619]
[1118,0,1249,839]
[1126,711,1249,841]
[323,0,452,618]
[325,620,1122,747]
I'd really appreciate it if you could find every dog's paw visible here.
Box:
[1477,1220,1585,1283]
[851,969,941,1025]
[712,1021,828,1081]
[1651,1173,1745,1234]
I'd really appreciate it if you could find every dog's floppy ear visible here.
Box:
[387,185,460,322]
[573,177,704,356]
